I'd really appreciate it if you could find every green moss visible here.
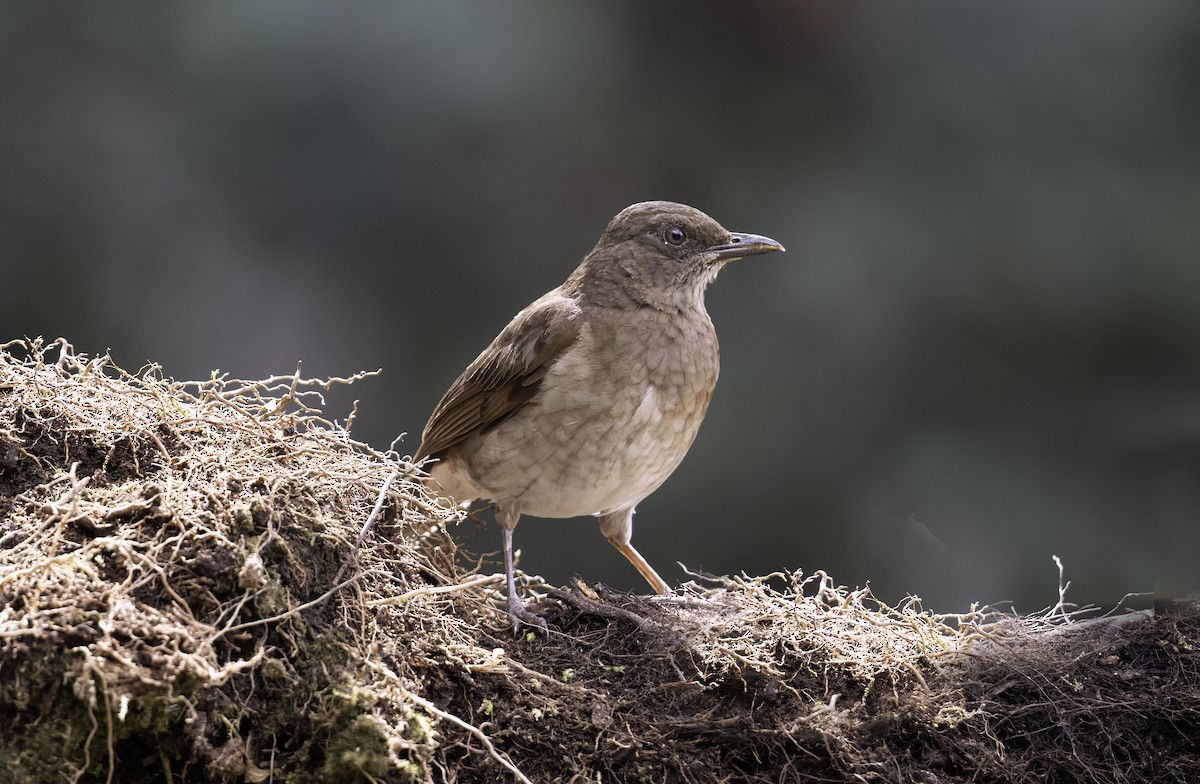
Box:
[321,714,392,783]
[404,712,431,745]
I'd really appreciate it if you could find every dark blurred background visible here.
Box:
[3,2,1197,613]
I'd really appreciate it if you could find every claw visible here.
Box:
[507,594,549,637]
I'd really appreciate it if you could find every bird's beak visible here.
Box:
[709,232,785,262]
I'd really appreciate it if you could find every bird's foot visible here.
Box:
[507,594,549,637]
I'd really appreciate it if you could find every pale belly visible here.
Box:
[484,383,709,518]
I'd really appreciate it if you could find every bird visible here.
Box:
[415,201,784,633]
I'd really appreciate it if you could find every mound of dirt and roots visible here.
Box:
[0,337,1196,784]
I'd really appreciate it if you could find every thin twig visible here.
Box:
[366,572,503,607]
[329,465,413,591]
[408,692,533,784]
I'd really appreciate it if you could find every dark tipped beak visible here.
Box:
[709,232,786,262]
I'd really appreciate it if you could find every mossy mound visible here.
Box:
[0,338,1196,783]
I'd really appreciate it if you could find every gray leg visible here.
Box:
[498,504,548,635]
[598,508,672,596]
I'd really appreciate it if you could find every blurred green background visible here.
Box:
[3,2,1197,613]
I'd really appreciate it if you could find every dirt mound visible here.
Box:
[1,338,1196,783]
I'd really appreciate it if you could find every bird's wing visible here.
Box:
[416,292,582,461]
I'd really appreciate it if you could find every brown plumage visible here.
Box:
[416,201,784,633]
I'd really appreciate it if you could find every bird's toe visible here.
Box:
[507,596,549,637]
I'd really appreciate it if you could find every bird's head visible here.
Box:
[569,201,784,311]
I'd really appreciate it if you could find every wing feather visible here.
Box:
[415,292,581,461]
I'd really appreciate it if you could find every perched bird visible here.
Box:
[416,201,784,632]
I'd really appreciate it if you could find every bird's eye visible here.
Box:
[665,226,686,246]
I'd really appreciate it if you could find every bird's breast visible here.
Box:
[586,307,719,430]
[467,308,719,517]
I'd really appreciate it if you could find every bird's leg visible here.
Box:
[599,509,672,596]
[500,516,549,636]
[613,540,672,596]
